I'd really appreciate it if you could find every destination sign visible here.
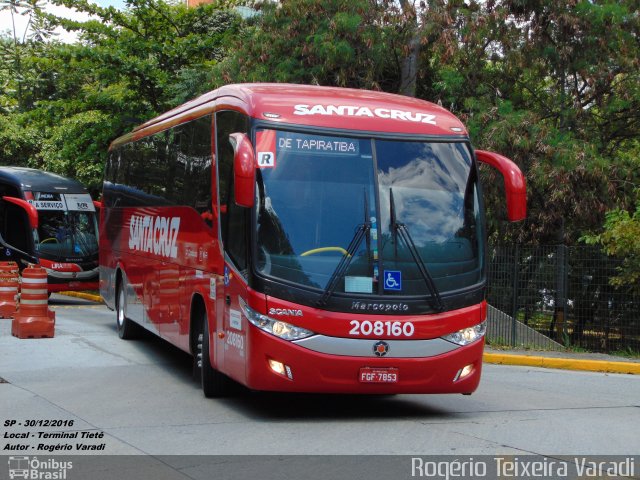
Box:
[255,130,361,169]
[276,132,360,156]
[65,194,95,212]
[29,200,66,211]
[27,193,95,212]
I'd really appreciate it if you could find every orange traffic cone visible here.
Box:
[12,265,55,339]
[0,261,19,319]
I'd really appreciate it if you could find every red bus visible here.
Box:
[0,167,99,292]
[100,83,525,396]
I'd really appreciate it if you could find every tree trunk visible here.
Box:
[399,0,419,97]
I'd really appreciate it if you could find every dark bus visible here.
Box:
[0,167,99,292]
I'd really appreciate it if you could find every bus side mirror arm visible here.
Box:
[229,132,256,208]
[2,196,38,228]
[475,150,527,222]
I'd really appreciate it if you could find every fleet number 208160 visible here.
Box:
[349,320,415,337]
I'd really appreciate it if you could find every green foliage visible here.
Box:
[0,0,58,111]
[0,113,41,165]
[419,0,640,245]
[583,189,640,293]
[49,0,240,111]
[0,0,240,191]
[40,110,117,191]
[214,0,404,91]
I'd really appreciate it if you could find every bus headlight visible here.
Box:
[239,299,314,341]
[442,321,486,346]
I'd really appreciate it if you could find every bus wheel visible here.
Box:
[116,282,139,340]
[199,316,230,398]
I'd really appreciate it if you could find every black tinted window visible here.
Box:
[104,116,212,214]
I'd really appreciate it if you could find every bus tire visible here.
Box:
[200,314,229,398]
[116,281,139,340]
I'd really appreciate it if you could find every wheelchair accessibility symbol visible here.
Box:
[384,270,402,291]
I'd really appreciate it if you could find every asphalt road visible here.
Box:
[1,295,638,461]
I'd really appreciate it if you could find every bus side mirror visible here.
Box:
[229,132,256,208]
[2,196,38,228]
[475,150,527,222]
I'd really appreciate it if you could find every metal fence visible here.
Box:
[486,245,640,354]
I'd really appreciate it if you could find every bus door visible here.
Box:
[221,262,248,383]
[215,111,251,383]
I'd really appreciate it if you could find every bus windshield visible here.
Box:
[35,210,98,260]
[254,129,483,299]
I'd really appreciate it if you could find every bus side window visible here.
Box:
[215,111,250,275]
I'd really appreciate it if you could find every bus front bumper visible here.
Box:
[242,327,484,394]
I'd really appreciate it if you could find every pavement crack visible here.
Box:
[146,457,204,479]
[70,336,141,364]
[452,430,543,455]
[450,405,638,414]
[102,419,246,431]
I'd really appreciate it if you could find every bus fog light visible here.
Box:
[442,321,486,346]
[454,363,474,382]
[268,359,293,379]
[268,359,285,375]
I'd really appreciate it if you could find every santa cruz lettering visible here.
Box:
[128,215,180,259]
[293,104,437,125]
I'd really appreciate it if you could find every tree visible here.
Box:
[0,0,240,189]
[214,0,407,92]
[583,186,640,294]
[0,0,58,112]
[50,0,240,111]
[0,113,41,166]
[419,0,640,245]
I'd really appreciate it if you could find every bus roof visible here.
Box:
[118,83,468,146]
[0,167,88,194]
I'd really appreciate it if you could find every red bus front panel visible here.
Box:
[244,324,484,394]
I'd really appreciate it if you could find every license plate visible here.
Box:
[359,367,399,383]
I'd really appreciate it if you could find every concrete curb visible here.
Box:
[483,352,640,375]
[57,291,103,303]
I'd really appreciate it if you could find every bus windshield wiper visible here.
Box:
[317,190,370,307]
[389,188,445,312]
